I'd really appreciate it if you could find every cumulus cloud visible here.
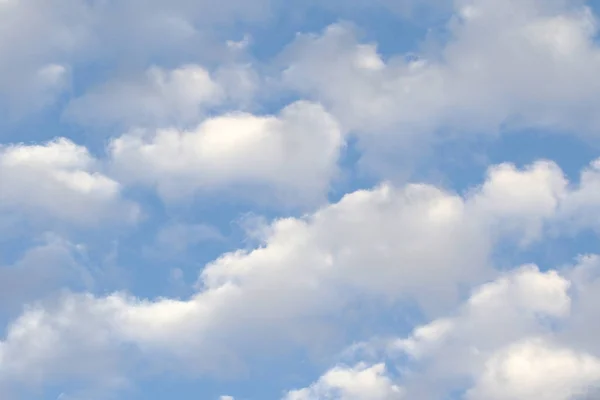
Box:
[155,222,224,252]
[142,221,225,265]
[4,156,600,397]
[108,101,344,206]
[404,261,600,400]
[294,258,600,400]
[283,363,403,400]
[0,138,139,226]
[280,0,600,172]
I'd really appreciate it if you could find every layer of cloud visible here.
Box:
[3,157,600,397]
[288,257,600,399]
[0,138,139,226]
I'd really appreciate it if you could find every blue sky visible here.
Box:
[3,0,600,399]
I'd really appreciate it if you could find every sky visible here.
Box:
[3,0,600,399]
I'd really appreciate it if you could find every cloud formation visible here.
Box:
[108,101,343,205]
[289,258,600,399]
[281,0,600,172]
[3,0,600,399]
[0,138,139,226]
[2,158,600,398]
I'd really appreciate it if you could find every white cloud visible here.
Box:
[560,255,600,357]
[3,157,600,396]
[3,2,600,400]
[280,1,600,172]
[0,138,139,226]
[142,222,224,264]
[468,158,600,245]
[303,258,600,399]
[384,263,574,390]
[466,337,600,400]
[283,363,403,400]
[227,34,252,50]
[108,101,344,206]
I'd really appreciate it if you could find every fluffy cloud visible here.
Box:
[6,1,600,399]
[284,363,403,400]
[293,258,600,400]
[0,180,486,392]
[4,156,600,397]
[469,161,568,244]
[280,0,600,171]
[0,0,83,114]
[154,222,223,252]
[467,338,600,400]
[0,138,139,226]
[108,101,344,206]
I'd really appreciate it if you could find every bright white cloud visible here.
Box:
[0,0,84,113]
[300,258,600,400]
[108,101,344,206]
[284,363,403,400]
[0,138,139,226]
[469,158,600,245]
